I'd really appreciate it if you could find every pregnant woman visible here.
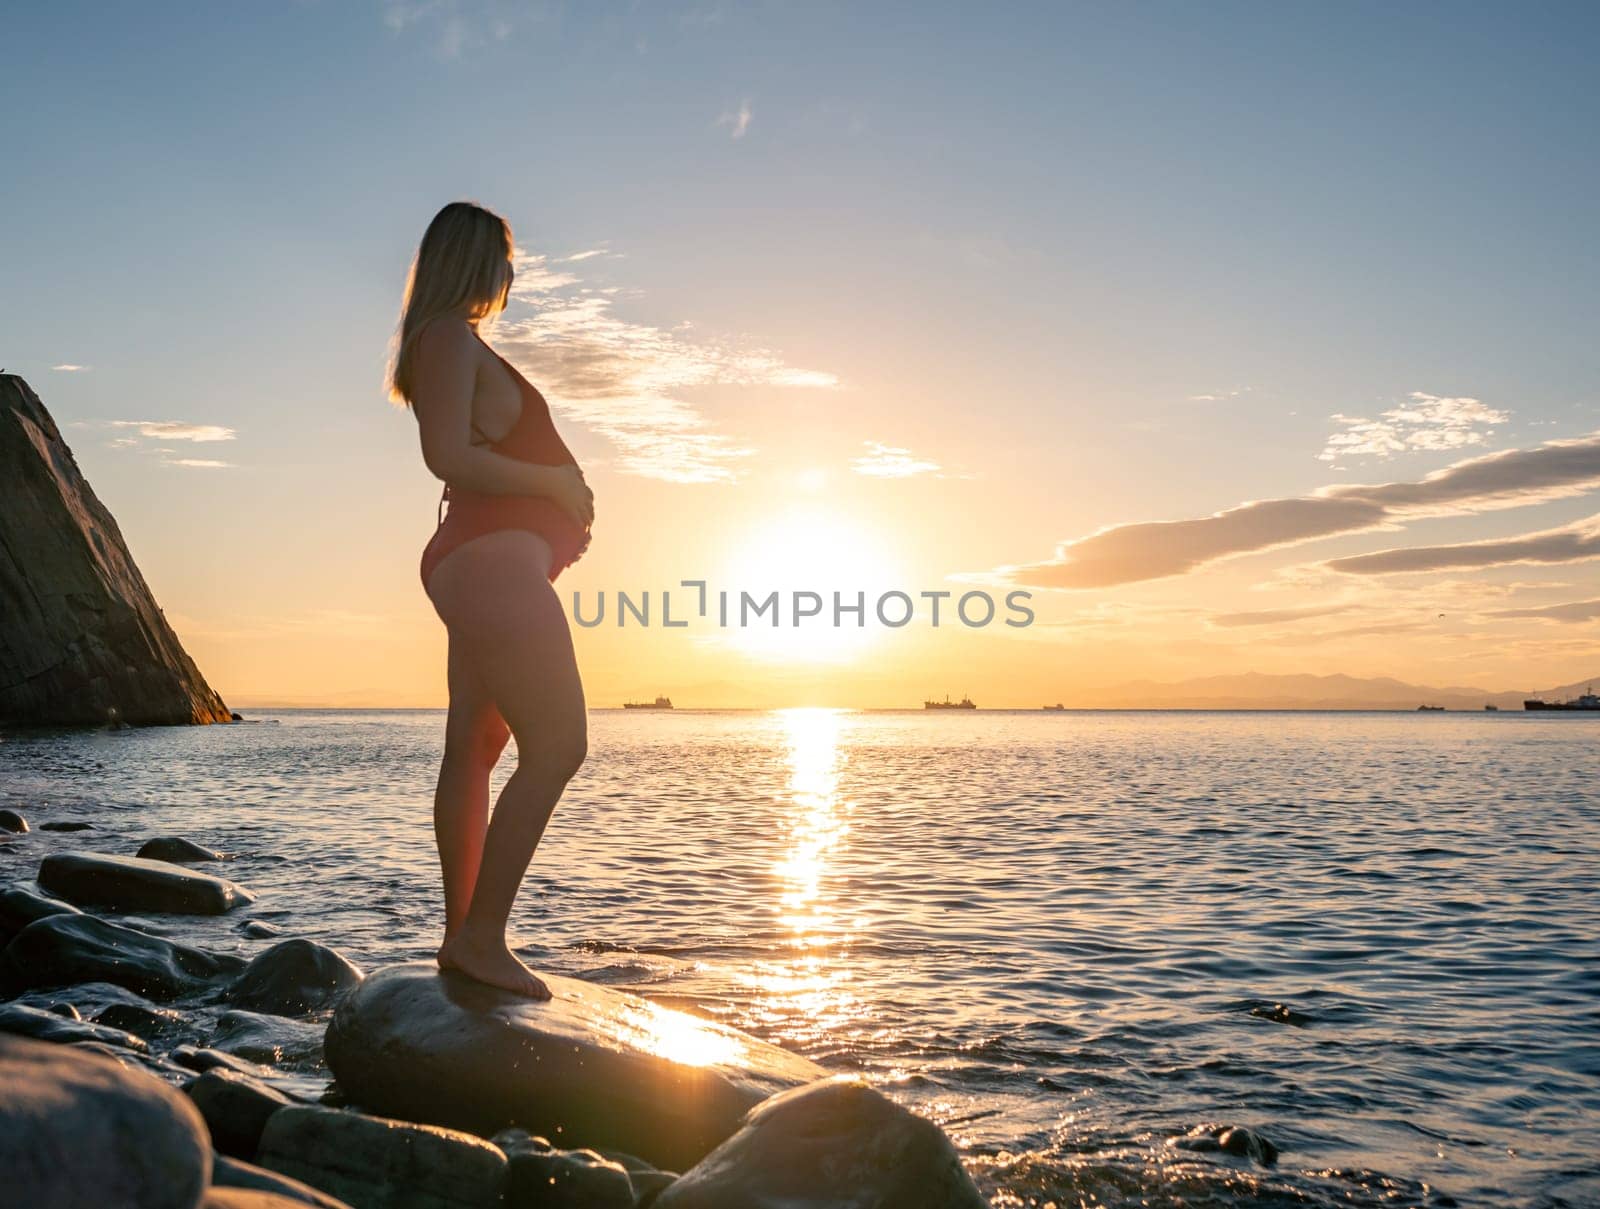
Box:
[389,201,594,999]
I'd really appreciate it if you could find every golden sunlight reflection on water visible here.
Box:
[743,708,868,1047]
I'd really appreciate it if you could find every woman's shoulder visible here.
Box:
[415,313,478,358]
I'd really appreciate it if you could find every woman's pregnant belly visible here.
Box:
[421,490,590,590]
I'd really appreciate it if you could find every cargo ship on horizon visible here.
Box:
[925,695,976,710]
[1524,687,1599,711]
[623,696,674,710]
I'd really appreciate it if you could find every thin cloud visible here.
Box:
[51,363,91,372]
[382,0,512,57]
[852,442,941,478]
[1488,597,1600,623]
[993,431,1600,590]
[163,458,234,469]
[716,100,752,140]
[1253,619,1429,646]
[1208,604,1356,628]
[1327,514,1600,576]
[109,420,236,443]
[1319,392,1508,463]
[494,251,837,483]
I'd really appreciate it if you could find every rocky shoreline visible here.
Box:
[0,805,989,1208]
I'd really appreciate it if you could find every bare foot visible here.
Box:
[438,929,551,1000]
[435,928,459,971]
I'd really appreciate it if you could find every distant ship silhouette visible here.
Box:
[924,695,976,710]
[1524,686,1599,711]
[623,696,673,710]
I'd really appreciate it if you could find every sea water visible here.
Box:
[2,709,1596,1207]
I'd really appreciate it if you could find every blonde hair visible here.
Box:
[388,201,514,406]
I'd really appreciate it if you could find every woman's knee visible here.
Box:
[515,722,586,784]
[553,724,588,783]
[447,711,511,770]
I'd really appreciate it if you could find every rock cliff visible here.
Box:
[0,374,232,725]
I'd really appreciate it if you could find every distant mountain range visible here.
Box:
[1086,671,1600,711]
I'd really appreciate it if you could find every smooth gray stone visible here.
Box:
[173,1045,276,1078]
[501,1137,636,1209]
[0,808,27,832]
[0,1001,150,1051]
[97,1000,193,1044]
[187,1067,293,1158]
[70,1038,198,1085]
[15,978,157,1018]
[654,1077,988,1209]
[212,1009,324,1068]
[204,1187,341,1208]
[630,1168,679,1206]
[258,1104,508,1209]
[39,851,255,914]
[1174,1123,1280,1165]
[230,939,364,1017]
[0,912,247,1000]
[325,963,826,1172]
[497,1128,666,1207]
[211,1154,354,1208]
[0,883,80,941]
[139,835,229,862]
[0,1034,211,1209]
[241,920,283,939]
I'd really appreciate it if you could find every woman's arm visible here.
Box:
[411,318,594,527]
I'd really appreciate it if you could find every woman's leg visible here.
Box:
[433,636,510,954]
[426,531,587,998]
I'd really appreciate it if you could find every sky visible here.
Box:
[3,1,1598,707]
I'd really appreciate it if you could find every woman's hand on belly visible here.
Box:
[539,464,593,529]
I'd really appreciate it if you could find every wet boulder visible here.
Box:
[187,1067,293,1158]
[97,1000,194,1045]
[0,1034,211,1209]
[654,1076,988,1209]
[0,808,27,832]
[258,1104,507,1209]
[139,835,229,863]
[70,1038,198,1085]
[211,1155,354,1209]
[230,939,364,1016]
[205,1188,340,1209]
[495,1129,636,1208]
[0,883,80,942]
[0,1002,150,1051]
[325,963,827,1172]
[1174,1123,1280,1165]
[212,1009,324,1068]
[39,851,255,914]
[173,1045,277,1079]
[0,912,247,1000]
[39,820,94,832]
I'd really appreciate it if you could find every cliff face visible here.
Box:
[0,374,231,726]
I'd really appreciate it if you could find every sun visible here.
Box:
[713,505,904,664]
